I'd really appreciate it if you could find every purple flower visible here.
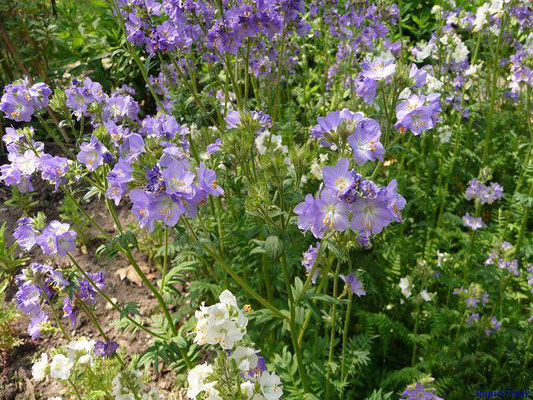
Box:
[162,159,196,198]
[321,158,355,198]
[3,126,25,153]
[13,217,38,251]
[129,189,159,232]
[106,158,133,205]
[317,189,350,233]
[466,313,479,324]
[362,58,396,81]
[347,118,384,164]
[77,136,107,172]
[301,243,320,284]
[36,220,77,256]
[401,383,443,400]
[206,138,222,155]
[395,94,441,135]
[118,132,145,160]
[198,163,224,197]
[294,194,323,238]
[465,179,503,204]
[355,77,378,104]
[311,109,363,144]
[351,197,393,235]
[79,272,105,305]
[462,213,485,230]
[340,273,366,296]
[94,340,119,357]
[63,296,77,327]
[154,194,186,227]
[28,311,49,339]
[39,154,69,188]
[0,79,51,122]
[102,95,139,123]
[409,64,427,88]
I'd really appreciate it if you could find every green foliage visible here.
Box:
[0,222,28,288]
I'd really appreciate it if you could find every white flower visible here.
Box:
[310,162,322,179]
[187,363,217,399]
[425,74,443,94]
[258,371,283,400]
[438,126,452,144]
[399,277,412,298]
[194,290,248,350]
[255,131,287,155]
[65,337,95,364]
[431,5,442,16]
[32,353,48,382]
[241,381,256,399]
[420,289,432,302]
[48,397,62,400]
[473,3,490,32]
[230,346,259,372]
[50,354,73,380]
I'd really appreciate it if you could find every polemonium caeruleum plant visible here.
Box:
[1,0,532,399]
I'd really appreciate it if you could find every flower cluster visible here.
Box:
[32,337,96,382]
[485,242,520,276]
[454,284,489,310]
[295,157,405,245]
[193,290,248,350]
[395,93,441,135]
[14,217,77,256]
[189,290,282,400]
[0,78,51,122]
[462,213,485,230]
[117,0,308,77]
[14,254,105,338]
[465,179,503,204]
[310,109,384,164]
[401,382,444,400]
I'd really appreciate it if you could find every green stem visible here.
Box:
[340,290,353,383]
[182,219,287,321]
[67,253,168,341]
[161,227,169,295]
[68,378,83,400]
[281,254,310,392]
[325,260,342,400]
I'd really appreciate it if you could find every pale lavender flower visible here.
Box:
[347,118,384,164]
[13,217,38,251]
[340,273,366,296]
[462,213,485,230]
[301,243,320,284]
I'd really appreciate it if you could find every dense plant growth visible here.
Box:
[0,0,532,399]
